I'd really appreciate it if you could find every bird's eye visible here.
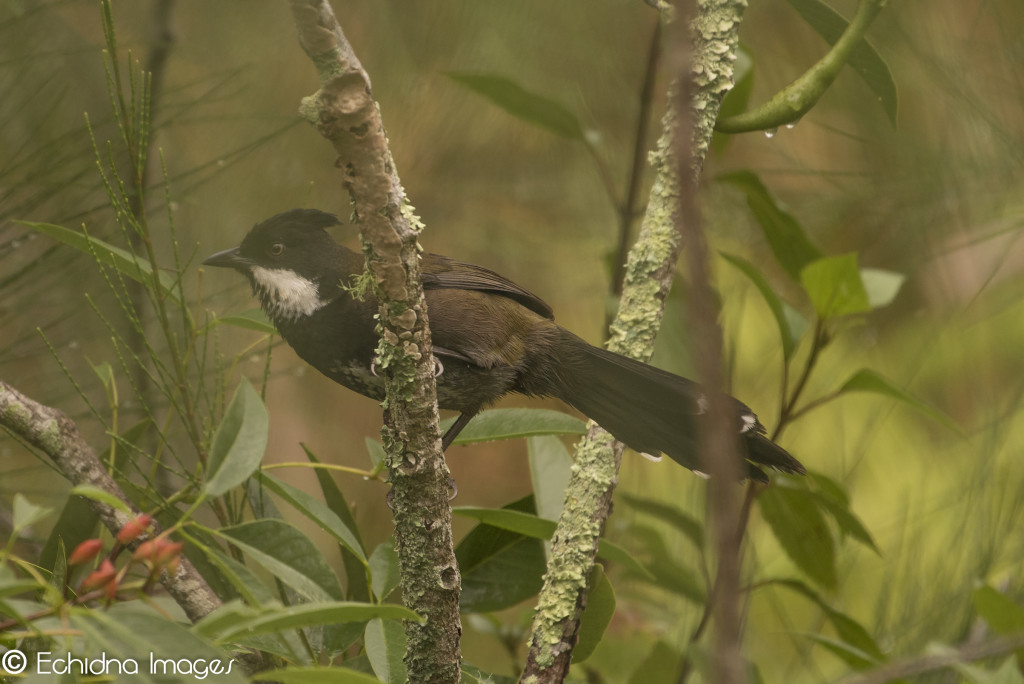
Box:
[268,243,285,257]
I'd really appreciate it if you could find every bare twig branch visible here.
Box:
[832,633,1024,684]
[670,0,744,681]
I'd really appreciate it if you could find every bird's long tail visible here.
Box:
[528,330,805,482]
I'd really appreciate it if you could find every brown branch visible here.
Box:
[831,633,1024,684]
[671,0,745,680]
[0,379,220,624]
[286,3,459,682]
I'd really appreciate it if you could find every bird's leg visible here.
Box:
[441,411,477,451]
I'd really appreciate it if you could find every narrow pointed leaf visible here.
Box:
[800,253,871,318]
[839,368,962,433]
[204,378,268,497]
[23,221,181,302]
[365,617,407,684]
[216,519,344,602]
[206,602,418,642]
[785,0,898,124]
[447,72,585,140]
[759,481,837,589]
[573,564,616,662]
[456,496,545,613]
[304,445,370,601]
[620,493,704,550]
[215,308,277,334]
[369,538,401,602]
[718,171,822,280]
[12,494,52,534]
[453,506,650,578]
[254,471,366,563]
[974,585,1024,635]
[444,408,586,445]
[722,251,799,359]
[528,436,573,522]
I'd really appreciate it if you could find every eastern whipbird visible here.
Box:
[203,209,804,482]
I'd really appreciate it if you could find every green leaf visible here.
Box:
[456,496,546,613]
[22,221,181,303]
[12,494,52,535]
[365,618,407,684]
[71,603,247,682]
[527,436,572,522]
[303,444,370,601]
[216,519,344,602]
[453,506,650,579]
[860,268,905,309]
[784,0,898,124]
[198,602,419,642]
[713,45,755,153]
[573,564,616,662]
[974,585,1024,635]
[254,471,367,563]
[759,481,837,589]
[718,171,822,280]
[203,378,268,497]
[772,578,885,666]
[800,253,871,318]
[628,641,684,684]
[369,538,401,602]
[803,633,881,669]
[839,368,962,433]
[446,72,585,140]
[90,361,115,391]
[443,408,587,445]
[625,523,705,604]
[365,437,387,469]
[256,667,383,684]
[619,493,704,551]
[68,484,133,514]
[721,251,799,360]
[188,538,277,606]
[805,472,879,554]
[214,308,277,334]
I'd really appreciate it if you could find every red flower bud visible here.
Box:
[116,514,153,544]
[132,540,157,563]
[153,540,184,568]
[68,539,104,566]
[81,559,117,594]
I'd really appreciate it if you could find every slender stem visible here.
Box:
[611,20,663,305]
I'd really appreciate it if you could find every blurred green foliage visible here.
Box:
[1,0,1024,682]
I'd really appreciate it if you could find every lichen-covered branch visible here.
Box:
[0,379,221,624]
[521,2,749,680]
[286,2,460,682]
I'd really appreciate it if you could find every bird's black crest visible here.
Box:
[255,208,341,233]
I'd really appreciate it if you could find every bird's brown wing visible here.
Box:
[421,254,554,320]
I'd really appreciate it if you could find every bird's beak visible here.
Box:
[202,246,247,270]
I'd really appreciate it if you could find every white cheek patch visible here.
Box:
[251,266,328,321]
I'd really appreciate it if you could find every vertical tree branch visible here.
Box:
[521,1,749,681]
[670,0,745,682]
[286,3,459,682]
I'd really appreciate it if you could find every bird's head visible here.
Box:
[203,209,347,323]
